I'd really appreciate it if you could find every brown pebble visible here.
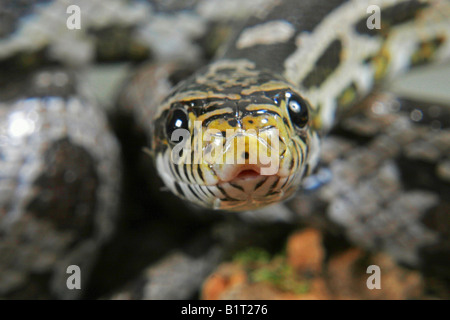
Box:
[287,228,324,274]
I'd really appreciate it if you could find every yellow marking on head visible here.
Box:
[196,108,234,124]
[241,81,292,95]
[244,104,282,113]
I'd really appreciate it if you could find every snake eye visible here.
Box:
[166,108,189,142]
[286,92,309,129]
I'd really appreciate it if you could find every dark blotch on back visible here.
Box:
[219,0,346,74]
[88,26,150,62]
[302,39,343,89]
[26,138,98,239]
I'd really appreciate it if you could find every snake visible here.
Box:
[0,0,449,299]
[150,0,450,211]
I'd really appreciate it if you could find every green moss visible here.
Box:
[232,246,312,295]
[251,267,283,284]
[233,247,271,265]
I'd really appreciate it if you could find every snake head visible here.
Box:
[152,60,320,211]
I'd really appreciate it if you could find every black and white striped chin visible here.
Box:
[156,149,302,211]
[207,164,299,211]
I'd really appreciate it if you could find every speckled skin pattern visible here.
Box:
[0,0,449,299]
[0,69,121,299]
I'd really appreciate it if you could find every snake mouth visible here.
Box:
[215,164,274,184]
[215,165,282,197]
[226,168,269,187]
[235,169,261,179]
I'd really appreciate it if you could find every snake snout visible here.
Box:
[207,130,284,182]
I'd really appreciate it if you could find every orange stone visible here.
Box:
[286,228,324,274]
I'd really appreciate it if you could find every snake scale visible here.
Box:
[0,0,449,299]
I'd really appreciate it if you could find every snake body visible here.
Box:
[0,0,449,299]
